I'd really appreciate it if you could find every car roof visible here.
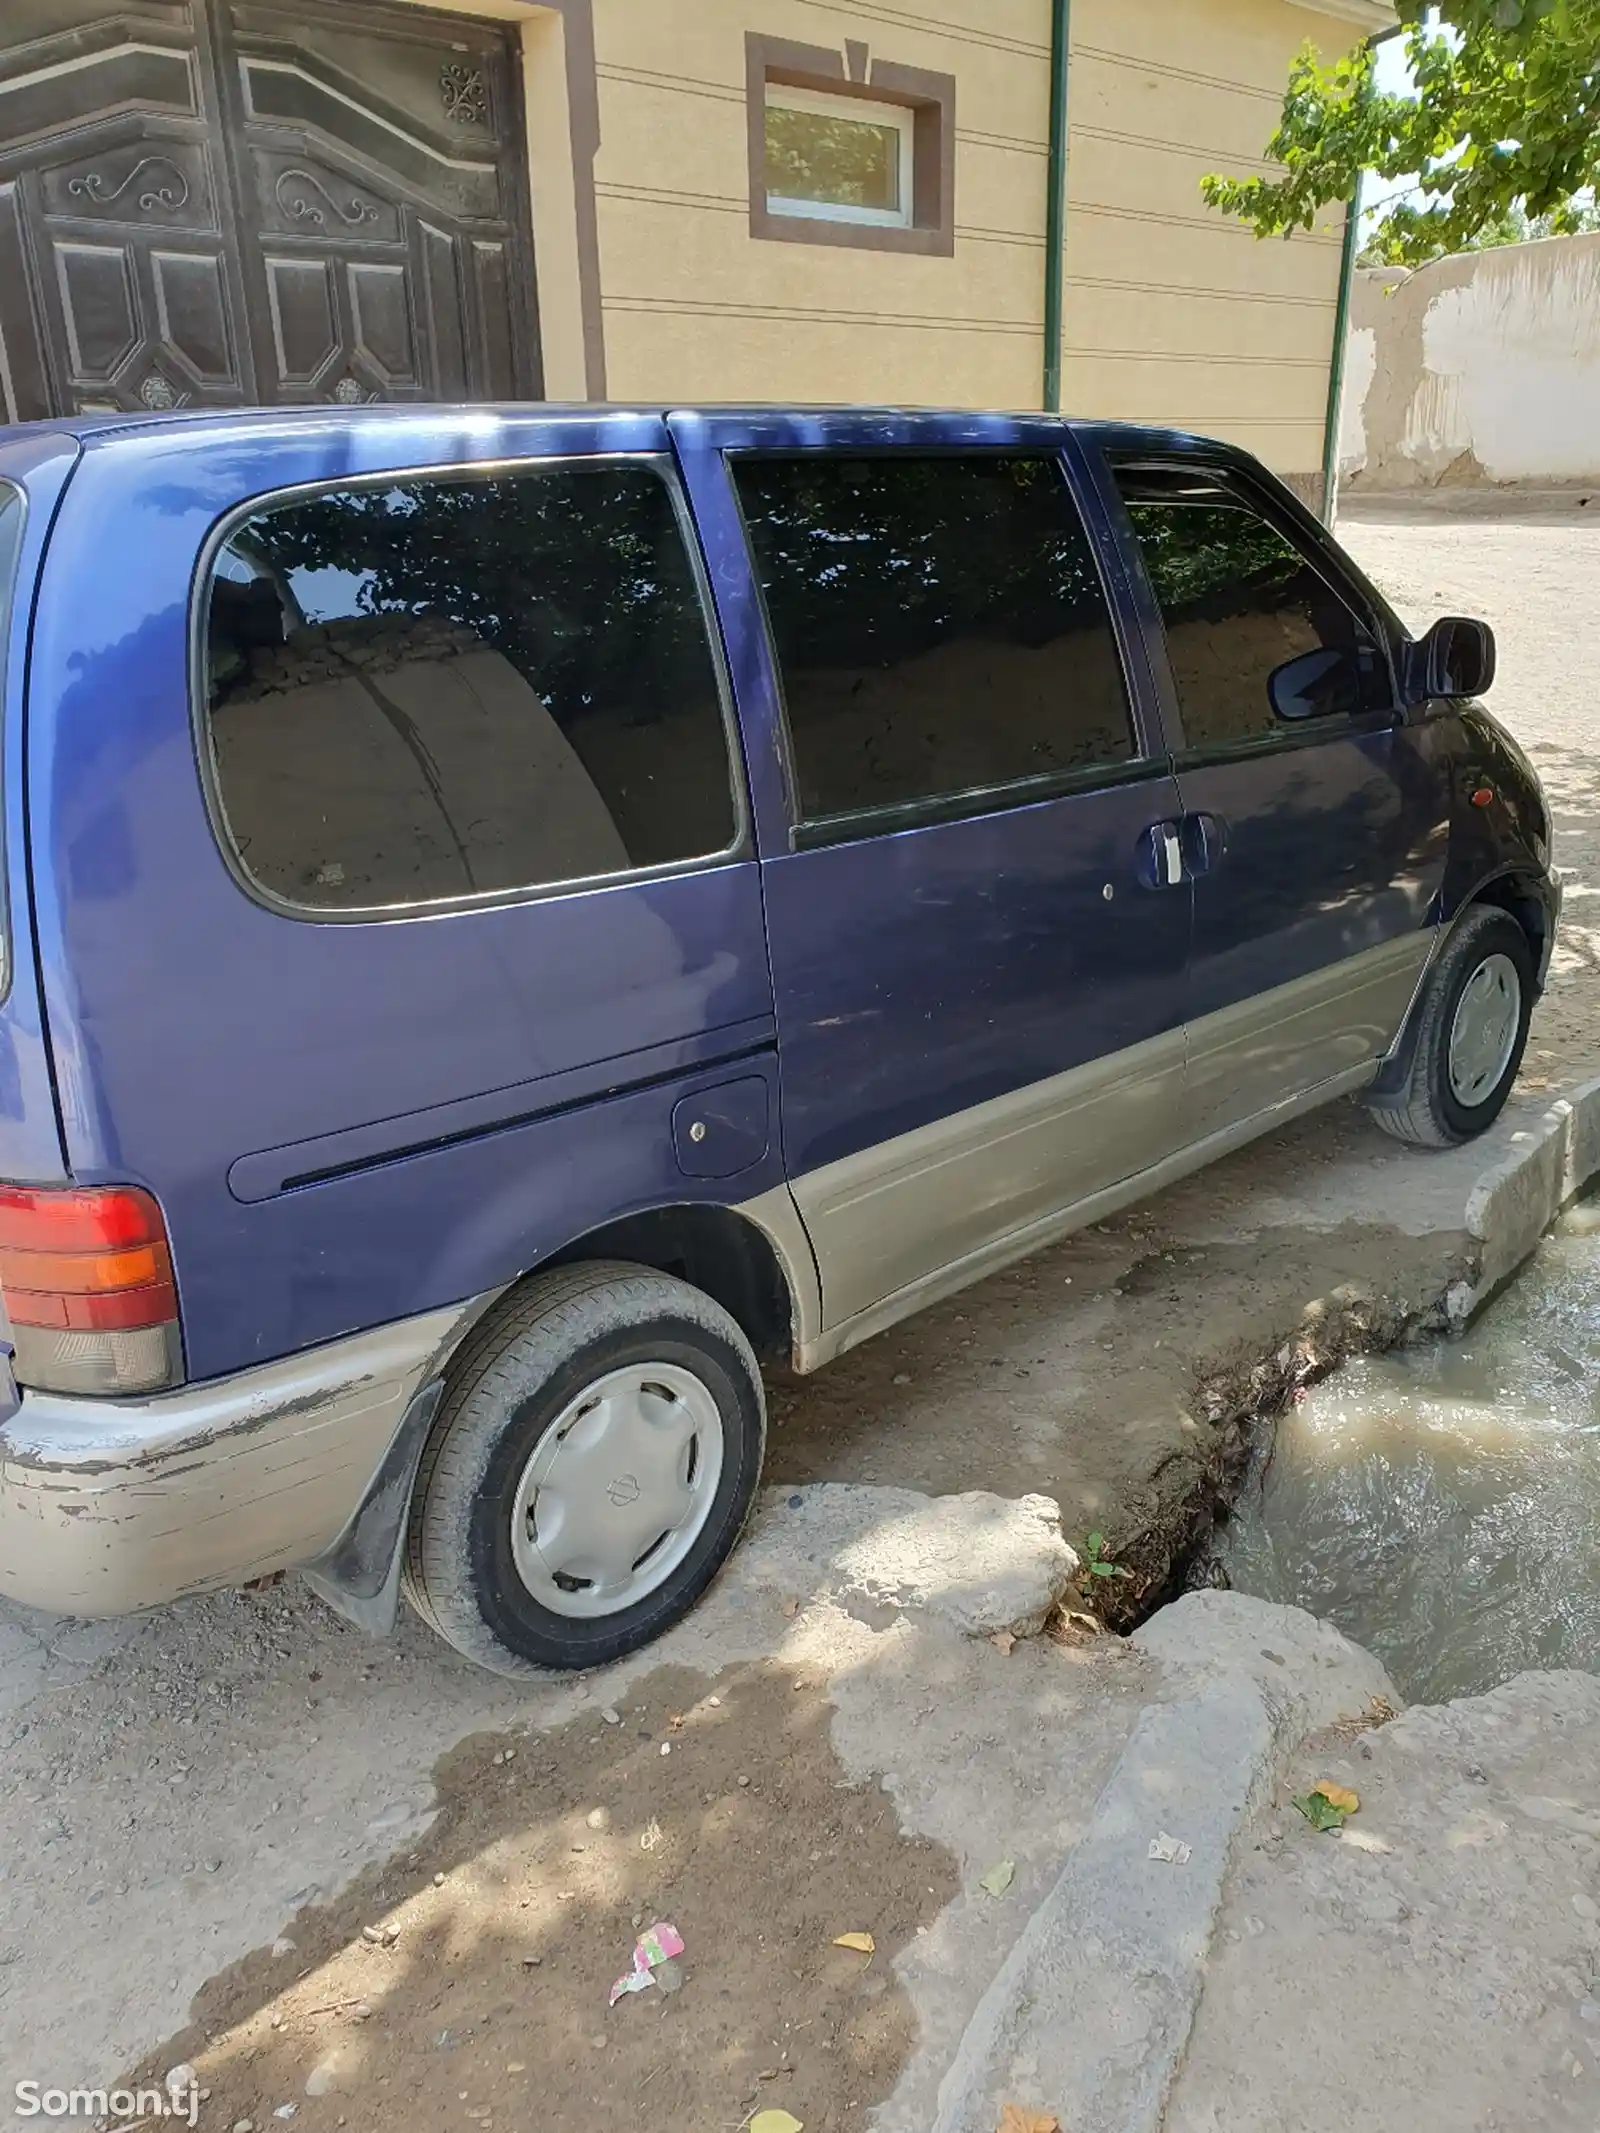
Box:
[0,403,1210,455]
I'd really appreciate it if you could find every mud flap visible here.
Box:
[301,1378,445,1634]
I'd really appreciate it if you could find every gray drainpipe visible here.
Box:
[1042,0,1073,412]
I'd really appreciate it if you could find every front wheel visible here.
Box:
[403,1262,766,1674]
[1368,905,1534,1149]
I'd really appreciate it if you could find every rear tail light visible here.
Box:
[0,1185,183,1396]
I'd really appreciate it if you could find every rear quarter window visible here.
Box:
[0,485,23,644]
[0,481,26,995]
[198,460,740,914]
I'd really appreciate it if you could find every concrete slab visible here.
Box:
[1169,1669,1600,2132]
[924,1595,1396,2133]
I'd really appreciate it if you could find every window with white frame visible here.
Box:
[762,84,915,228]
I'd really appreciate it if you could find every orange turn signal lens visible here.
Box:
[0,1185,180,1348]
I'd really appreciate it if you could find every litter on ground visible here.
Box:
[608,1921,686,2005]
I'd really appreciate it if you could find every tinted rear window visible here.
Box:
[0,483,24,996]
[201,461,738,912]
[0,485,23,654]
[0,484,22,989]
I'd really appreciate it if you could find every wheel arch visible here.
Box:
[301,1193,819,1640]
[531,1193,818,1370]
[1369,885,1541,1106]
[1459,867,1553,986]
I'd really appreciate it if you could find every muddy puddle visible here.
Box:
[1214,1202,1600,1703]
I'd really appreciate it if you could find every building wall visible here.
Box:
[584,0,1363,492]
[1341,235,1600,490]
[379,0,1376,493]
[1064,0,1355,493]
[590,0,1049,411]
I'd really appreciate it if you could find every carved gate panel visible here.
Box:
[0,0,539,417]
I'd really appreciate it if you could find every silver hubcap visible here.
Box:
[1448,952,1521,1107]
[509,1362,724,1619]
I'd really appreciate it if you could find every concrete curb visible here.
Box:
[928,1595,1397,2133]
[1453,1068,1600,1319]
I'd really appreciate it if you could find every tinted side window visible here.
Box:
[0,483,24,995]
[733,453,1135,825]
[203,463,736,911]
[1115,467,1390,751]
[0,484,22,657]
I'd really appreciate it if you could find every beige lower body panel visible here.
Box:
[1186,929,1435,1142]
[797,1057,1379,1371]
[790,930,1438,1372]
[790,1023,1188,1334]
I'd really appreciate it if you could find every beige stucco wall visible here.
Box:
[1063,0,1355,488]
[1340,235,1600,489]
[586,0,1365,488]
[591,0,1049,411]
[387,0,1377,489]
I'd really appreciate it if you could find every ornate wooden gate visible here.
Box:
[0,0,541,418]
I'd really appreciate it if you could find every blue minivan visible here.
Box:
[0,405,1557,1672]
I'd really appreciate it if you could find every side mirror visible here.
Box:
[1268,645,1349,721]
[1411,615,1496,702]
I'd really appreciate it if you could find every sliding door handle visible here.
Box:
[1138,820,1187,889]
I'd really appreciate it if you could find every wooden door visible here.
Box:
[0,1,254,418]
[0,0,540,419]
[219,0,539,404]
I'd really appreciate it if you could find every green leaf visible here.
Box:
[1085,1532,1105,1556]
[1292,1791,1350,1833]
[1090,1561,1118,1577]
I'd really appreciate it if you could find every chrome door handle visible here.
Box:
[1140,820,1187,889]
[1160,825,1184,887]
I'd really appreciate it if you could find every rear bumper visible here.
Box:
[0,1299,486,1619]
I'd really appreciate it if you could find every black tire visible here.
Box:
[402,1261,766,1675]
[1368,905,1535,1149]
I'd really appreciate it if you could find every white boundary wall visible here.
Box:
[1340,233,1600,490]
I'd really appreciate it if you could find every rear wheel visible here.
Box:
[1368,905,1534,1148]
[403,1262,766,1674]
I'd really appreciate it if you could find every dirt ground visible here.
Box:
[130,1662,958,2133]
[1,499,1597,2127]
[0,1488,1145,2127]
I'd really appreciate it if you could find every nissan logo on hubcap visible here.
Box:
[606,1473,642,1506]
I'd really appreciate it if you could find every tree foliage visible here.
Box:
[1202,0,1600,267]
[1359,194,1600,262]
